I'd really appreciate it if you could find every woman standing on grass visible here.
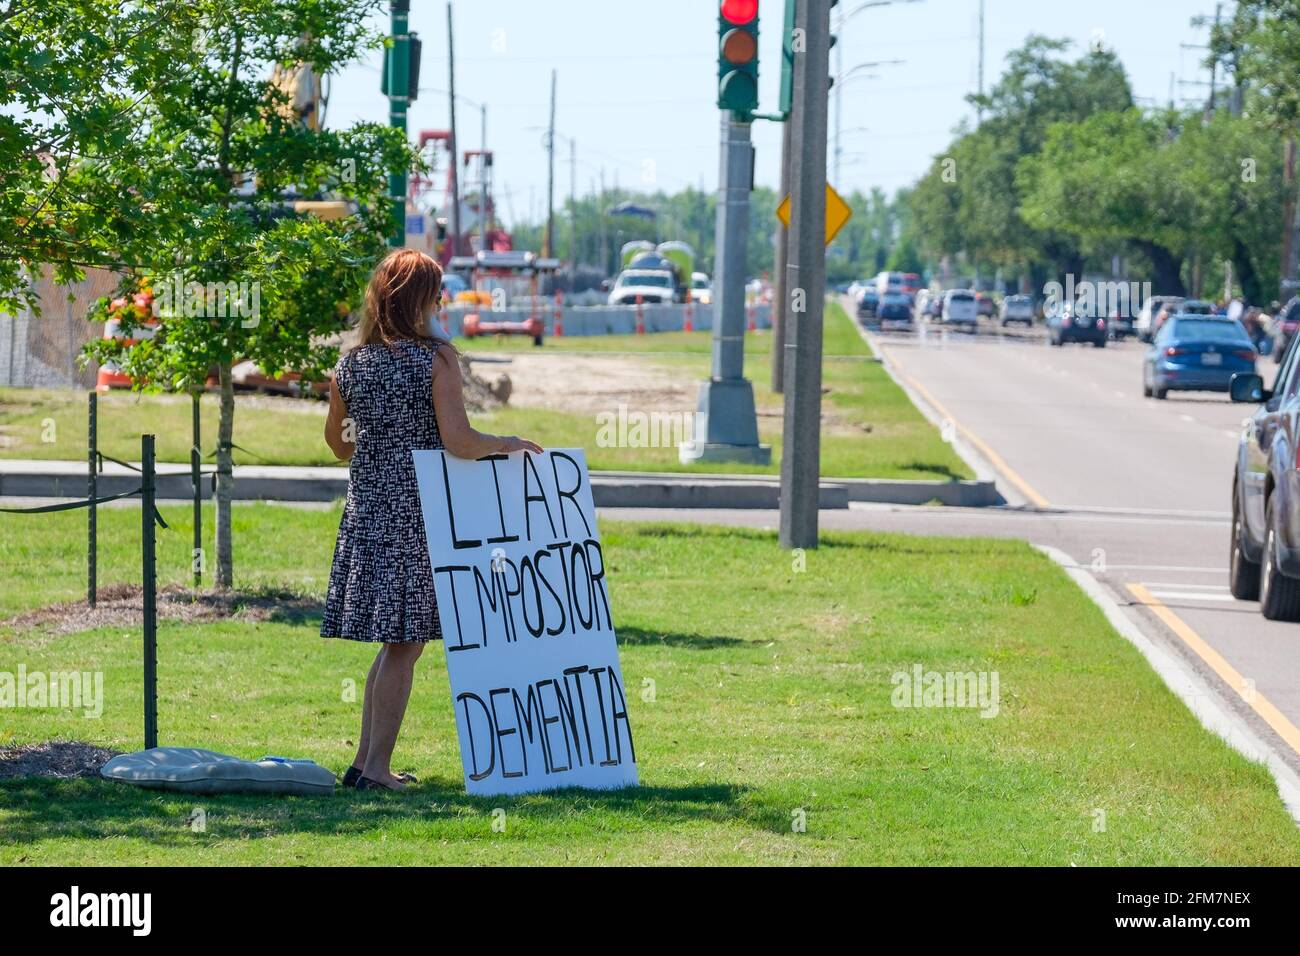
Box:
[321,249,542,791]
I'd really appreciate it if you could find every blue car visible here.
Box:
[1142,315,1259,400]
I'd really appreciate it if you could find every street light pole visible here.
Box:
[386,0,411,247]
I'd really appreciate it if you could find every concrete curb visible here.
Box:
[0,459,998,509]
[1036,544,1300,825]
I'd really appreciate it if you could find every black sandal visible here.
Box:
[354,774,405,791]
[343,766,417,789]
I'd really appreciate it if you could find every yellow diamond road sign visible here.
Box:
[776,184,852,246]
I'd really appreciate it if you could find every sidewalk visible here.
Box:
[0,458,1000,509]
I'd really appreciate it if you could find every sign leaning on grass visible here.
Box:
[413,448,637,796]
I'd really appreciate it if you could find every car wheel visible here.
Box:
[1229,486,1261,600]
[1094,339,1106,348]
[1142,380,1152,397]
[1260,497,1300,620]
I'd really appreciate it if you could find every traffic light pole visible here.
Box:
[682,114,770,465]
[779,0,831,549]
[771,116,793,394]
[386,0,411,248]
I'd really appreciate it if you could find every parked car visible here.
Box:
[607,269,677,306]
[974,292,997,318]
[999,294,1035,326]
[1143,315,1257,399]
[1227,332,1300,619]
[1048,301,1106,347]
[1136,295,1184,343]
[857,288,880,319]
[941,289,978,329]
[689,271,712,305]
[876,292,914,327]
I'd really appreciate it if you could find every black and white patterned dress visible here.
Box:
[321,338,445,644]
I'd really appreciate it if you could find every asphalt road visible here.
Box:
[605,311,1300,775]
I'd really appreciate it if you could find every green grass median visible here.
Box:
[0,303,970,481]
[1,502,1295,864]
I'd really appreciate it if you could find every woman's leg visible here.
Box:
[360,642,425,786]
[350,647,386,772]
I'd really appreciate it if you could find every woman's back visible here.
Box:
[336,339,444,460]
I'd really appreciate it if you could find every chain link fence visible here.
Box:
[0,265,116,389]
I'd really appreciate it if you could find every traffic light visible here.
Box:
[717,0,759,116]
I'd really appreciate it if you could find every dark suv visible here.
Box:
[1229,332,1300,619]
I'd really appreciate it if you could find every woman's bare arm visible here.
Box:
[432,348,542,459]
[324,378,355,461]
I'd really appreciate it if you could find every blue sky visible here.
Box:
[326,0,1219,225]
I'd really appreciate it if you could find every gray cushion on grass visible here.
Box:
[101,747,336,796]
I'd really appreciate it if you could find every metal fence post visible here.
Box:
[142,433,158,750]
[191,394,201,588]
[88,392,97,608]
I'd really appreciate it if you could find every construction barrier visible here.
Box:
[440,302,772,339]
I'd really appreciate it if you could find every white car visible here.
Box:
[941,290,979,328]
[608,269,676,306]
[1135,295,1184,343]
[999,294,1036,326]
[690,272,712,305]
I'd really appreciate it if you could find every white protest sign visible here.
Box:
[413,448,638,796]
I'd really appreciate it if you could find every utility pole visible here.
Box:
[544,69,557,258]
[446,2,461,258]
[569,137,577,278]
[779,0,831,549]
[977,0,985,122]
[479,103,487,253]
[385,0,412,247]
[772,117,793,393]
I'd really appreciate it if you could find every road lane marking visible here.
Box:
[1126,583,1300,757]
[1141,582,1229,590]
[1147,591,1237,603]
[876,343,1052,508]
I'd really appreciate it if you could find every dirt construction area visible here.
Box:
[471,351,697,417]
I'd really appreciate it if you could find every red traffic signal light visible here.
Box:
[717,0,759,114]
[721,0,758,25]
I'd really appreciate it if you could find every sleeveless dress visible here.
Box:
[321,338,445,643]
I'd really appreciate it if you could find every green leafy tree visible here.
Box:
[0,1,205,313]
[81,0,415,587]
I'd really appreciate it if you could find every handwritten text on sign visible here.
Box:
[413,449,637,796]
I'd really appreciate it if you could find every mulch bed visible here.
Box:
[0,741,122,780]
[3,584,322,636]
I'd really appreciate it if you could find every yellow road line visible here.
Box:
[1126,582,1300,757]
[877,342,1052,508]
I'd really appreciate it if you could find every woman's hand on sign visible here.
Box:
[499,435,544,455]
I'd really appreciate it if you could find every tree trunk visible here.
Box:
[1135,241,1185,297]
[215,361,234,589]
[1232,237,1263,306]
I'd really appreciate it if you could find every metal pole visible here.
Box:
[545,69,557,258]
[142,433,158,750]
[772,117,793,393]
[780,0,831,549]
[446,2,461,257]
[480,103,488,254]
[87,391,97,608]
[569,137,577,279]
[833,26,842,185]
[386,0,411,247]
[192,393,202,588]
[681,114,769,465]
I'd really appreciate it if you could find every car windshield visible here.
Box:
[1169,319,1250,343]
[622,273,671,288]
[692,278,709,289]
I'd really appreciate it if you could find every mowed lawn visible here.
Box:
[0,303,970,481]
[1,503,1297,865]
